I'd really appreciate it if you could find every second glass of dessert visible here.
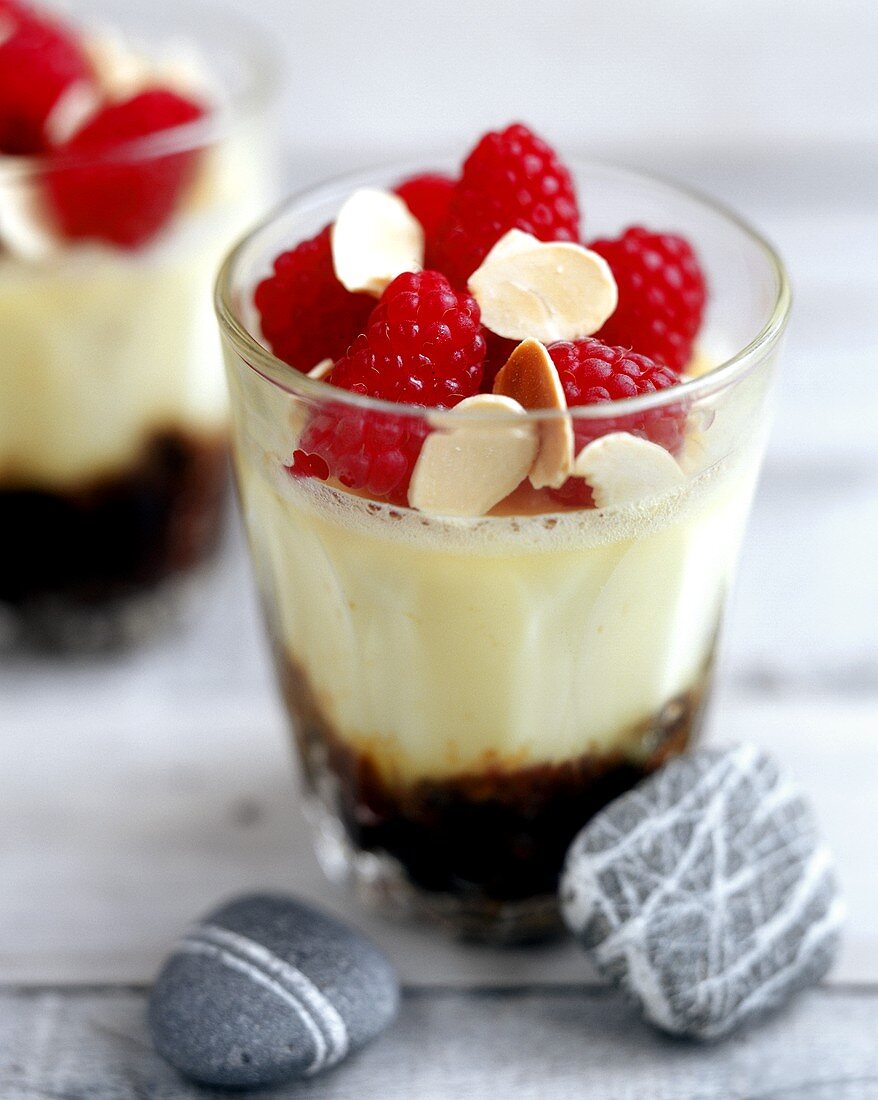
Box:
[0,0,277,647]
[217,125,790,941]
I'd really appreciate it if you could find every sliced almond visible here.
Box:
[84,31,155,100]
[409,394,538,517]
[467,229,617,343]
[677,405,717,475]
[476,227,534,263]
[0,175,59,260]
[331,188,424,297]
[493,338,574,489]
[84,31,213,102]
[307,358,334,380]
[44,80,101,145]
[572,432,685,509]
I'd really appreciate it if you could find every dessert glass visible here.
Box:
[0,0,278,649]
[216,162,790,942]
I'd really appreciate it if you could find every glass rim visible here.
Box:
[0,0,281,179]
[215,157,792,424]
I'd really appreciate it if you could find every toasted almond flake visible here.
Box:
[477,226,534,262]
[85,31,213,102]
[409,394,538,517]
[677,428,710,475]
[85,31,155,100]
[44,80,101,145]
[0,175,59,260]
[307,358,334,380]
[467,229,617,343]
[331,188,424,297]
[572,432,685,509]
[677,405,718,475]
[493,338,574,489]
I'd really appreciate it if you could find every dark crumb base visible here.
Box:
[280,652,712,940]
[0,429,229,651]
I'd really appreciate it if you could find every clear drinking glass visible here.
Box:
[216,161,790,942]
[0,0,279,649]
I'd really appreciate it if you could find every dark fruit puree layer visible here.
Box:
[0,429,228,609]
[281,654,711,903]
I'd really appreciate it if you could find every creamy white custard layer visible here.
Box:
[238,447,760,786]
[0,132,269,489]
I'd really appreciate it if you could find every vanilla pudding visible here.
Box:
[0,226,228,490]
[242,452,756,785]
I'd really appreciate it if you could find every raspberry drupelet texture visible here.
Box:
[590,227,706,373]
[296,270,486,504]
[46,88,206,248]
[434,123,580,286]
[296,407,429,504]
[0,4,93,154]
[255,226,374,372]
[330,270,485,403]
[548,337,684,506]
[394,172,455,261]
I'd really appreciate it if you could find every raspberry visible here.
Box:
[434,123,580,286]
[0,5,93,154]
[255,226,374,371]
[298,405,429,504]
[45,88,206,248]
[394,172,454,264]
[297,270,486,503]
[330,270,485,403]
[590,227,706,372]
[288,449,329,480]
[547,338,684,506]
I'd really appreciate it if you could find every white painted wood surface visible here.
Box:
[1,618,876,988]
[1,147,876,1093]
[2,985,878,1099]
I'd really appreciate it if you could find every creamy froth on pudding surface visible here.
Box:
[0,0,274,645]
[218,126,788,937]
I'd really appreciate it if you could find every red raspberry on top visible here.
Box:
[330,270,485,403]
[547,337,684,507]
[394,172,454,259]
[46,88,206,248]
[590,227,706,373]
[434,123,580,287]
[0,4,93,154]
[296,270,486,504]
[255,226,374,372]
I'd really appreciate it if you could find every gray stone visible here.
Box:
[148,893,399,1088]
[560,745,844,1040]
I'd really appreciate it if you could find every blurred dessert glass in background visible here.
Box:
[0,0,278,648]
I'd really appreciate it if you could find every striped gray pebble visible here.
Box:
[560,745,844,1040]
[149,894,399,1088]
